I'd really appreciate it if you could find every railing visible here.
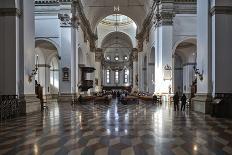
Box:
[0,95,23,121]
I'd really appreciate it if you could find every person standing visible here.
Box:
[173,92,179,111]
[181,94,187,111]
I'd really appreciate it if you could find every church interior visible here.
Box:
[1,0,232,154]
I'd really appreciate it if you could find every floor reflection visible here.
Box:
[0,99,232,155]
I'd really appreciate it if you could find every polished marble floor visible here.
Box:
[1,99,232,155]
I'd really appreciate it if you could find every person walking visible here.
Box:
[173,92,179,111]
[181,94,187,111]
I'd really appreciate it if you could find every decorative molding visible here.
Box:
[183,62,196,67]
[0,8,21,17]
[210,6,232,16]
[156,11,175,26]
[73,0,97,52]
[35,0,72,5]
[58,13,72,27]
[136,0,196,52]
[38,64,51,68]
[136,8,154,52]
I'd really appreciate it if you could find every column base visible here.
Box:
[191,94,212,114]
[58,93,74,102]
[20,94,41,114]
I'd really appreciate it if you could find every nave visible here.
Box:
[1,100,232,155]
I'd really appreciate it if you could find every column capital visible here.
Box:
[153,1,175,27]
[58,13,72,27]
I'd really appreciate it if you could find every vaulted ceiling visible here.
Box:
[80,0,154,31]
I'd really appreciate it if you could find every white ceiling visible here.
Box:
[80,0,154,31]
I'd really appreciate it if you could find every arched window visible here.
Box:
[124,56,128,60]
[106,69,110,84]
[106,56,111,60]
[115,56,119,61]
[124,69,129,83]
[115,70,119,83]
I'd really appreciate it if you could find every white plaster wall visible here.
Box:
[35,16,60,39]
[173,14,197,47]
[59,27,72,94]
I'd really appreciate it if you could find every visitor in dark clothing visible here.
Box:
[173,92,179,111]
[181,94,187,111]
[153,94,158,104]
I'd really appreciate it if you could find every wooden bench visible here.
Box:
[94,96,111,104]
[121,96,139,104]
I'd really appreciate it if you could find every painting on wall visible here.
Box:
[62,67,69,81]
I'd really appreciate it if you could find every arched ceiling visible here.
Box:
[102,31,133,49]
[175,39,197,63]
[80,0,154,31]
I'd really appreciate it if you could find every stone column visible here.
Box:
[192,0,212,113]
[183,63,196,96]
[155,3,174,94]
[211,1,232,97]
[132,48,138,92]
[58,13,74,102]
[0,5,21,96]
[138,52,143,91]
[95,48,103,92]
[0,0,41,114]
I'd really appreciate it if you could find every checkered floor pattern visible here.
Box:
[1,99,232,155]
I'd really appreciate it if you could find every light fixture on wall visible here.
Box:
[193,65,203,81]
[28,54,39,83]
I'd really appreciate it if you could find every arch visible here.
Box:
[173,37,197,54]
[35,38,60,56]
[35,39,60,98]
[101,31,133,48]
[173,38,197,97]
[93,13,139,32]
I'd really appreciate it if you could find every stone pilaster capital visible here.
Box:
[58,13,72,27]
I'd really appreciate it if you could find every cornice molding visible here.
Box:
[0,8,21,17]
[35,0,72,5]
[73,0,97,52]
[210,6,232,16]
[136,0,196,52]
[136,3,155,52]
